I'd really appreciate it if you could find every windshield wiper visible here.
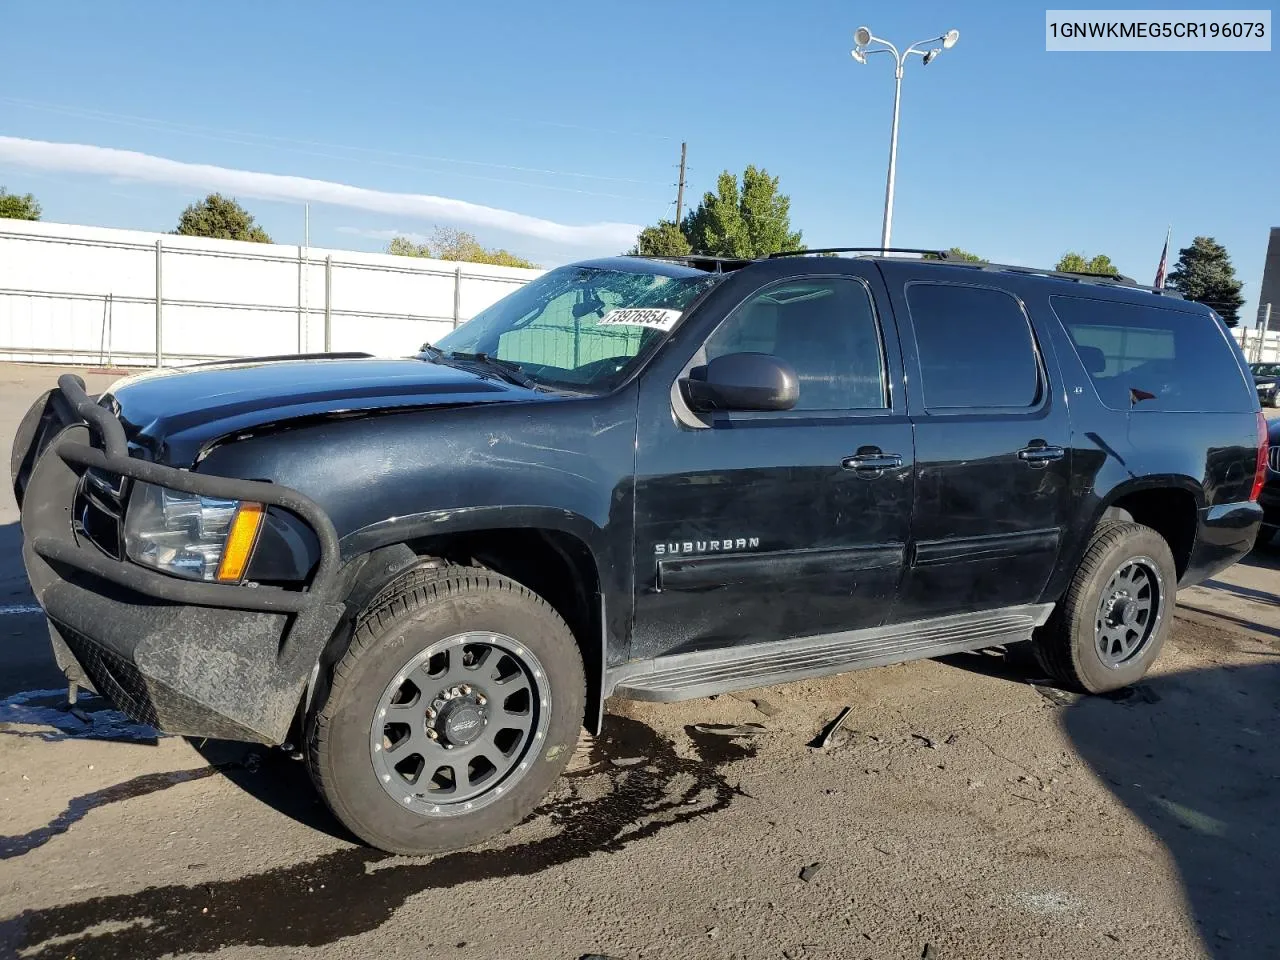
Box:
[443,351,539,389]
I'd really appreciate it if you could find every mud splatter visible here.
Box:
[2,715,755,960]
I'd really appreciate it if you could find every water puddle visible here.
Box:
[3,714,755,959]
[0,689,162,744]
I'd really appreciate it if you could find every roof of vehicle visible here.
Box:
[570,256,728,279]
[621,247,1188,301]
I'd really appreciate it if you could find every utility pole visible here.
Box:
[675,141,688,224]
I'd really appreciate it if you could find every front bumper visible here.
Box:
[13,375,347,744]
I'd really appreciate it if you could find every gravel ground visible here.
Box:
[0,363,1277,960]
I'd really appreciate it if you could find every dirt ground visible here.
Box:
[0,363,1277,960]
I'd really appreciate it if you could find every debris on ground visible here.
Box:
[1103,683,1162,705]
[799,861,824,882]
[911,733,939,749]
[1032,684,1080,707]
[728,691,782,717]
[691,723,768,737]
[921,944,937,959]
[609,756,645,768]
[810,706,852,749]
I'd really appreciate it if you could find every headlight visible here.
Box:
[123,482,265,583]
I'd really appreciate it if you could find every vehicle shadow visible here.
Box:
[1179,547,1280,640]
[1200,546,1280,605]
[1173,603,1280,641]
[1062,660,1280,958]
[942,648,1280,958]
[187,738,355,844]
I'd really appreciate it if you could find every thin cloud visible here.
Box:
[0,136,642,250]
[336,226,432,245]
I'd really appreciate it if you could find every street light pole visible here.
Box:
[852,26,960,252]
[881,61,904,252]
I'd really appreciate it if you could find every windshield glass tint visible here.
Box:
[432,265,719,390]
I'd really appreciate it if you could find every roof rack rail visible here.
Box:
[1062,268,1138,283]
[769,247,949,259]
[939,260,1182,297]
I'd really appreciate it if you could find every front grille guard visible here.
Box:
[27,374,342,614]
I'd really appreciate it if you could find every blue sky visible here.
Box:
[1,0,1276,324]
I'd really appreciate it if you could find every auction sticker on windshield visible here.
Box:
[596,308,683,331]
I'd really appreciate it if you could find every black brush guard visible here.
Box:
[12,374,348,744]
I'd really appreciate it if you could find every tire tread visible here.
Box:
[1033,520,1171,690]
[306,564,584,851]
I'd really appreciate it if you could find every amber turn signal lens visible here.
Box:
[215,502,265,582]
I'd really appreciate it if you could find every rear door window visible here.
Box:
[904,282,1042,411]
[1049,295,1253,412]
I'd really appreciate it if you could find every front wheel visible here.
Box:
[1031,521,1176,693]
[306,567,585,855]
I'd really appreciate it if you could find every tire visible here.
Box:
[1256,526,1276,551]
[1031,521,1176,693]
[306,567,585,856]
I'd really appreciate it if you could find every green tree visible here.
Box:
[681,165,803,258]
[0,186,41,221]
[923,247,984,262]
[1055,251,1120,277]
[628,219,691,257]
[174,193,271,243]
[387,227,538,268]
[1168,235,1245,327]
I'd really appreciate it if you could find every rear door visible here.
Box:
[629,261,915,661]
[882,268,1074,620]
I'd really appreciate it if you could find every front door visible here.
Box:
[630,265,915,662]
[885,275,1074,620]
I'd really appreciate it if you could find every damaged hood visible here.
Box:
[103,354,545,464]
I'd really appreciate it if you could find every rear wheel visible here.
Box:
[1031,521,1176,693]
[1255,526,1276,551]
[306,566,585,855]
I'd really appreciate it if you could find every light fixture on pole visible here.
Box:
[851,26,960,252]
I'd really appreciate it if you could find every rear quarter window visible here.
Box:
[1049,295,1253,413]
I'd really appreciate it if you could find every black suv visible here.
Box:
[12,249,1269,855]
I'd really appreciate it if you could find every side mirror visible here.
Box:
[680,352,799,413]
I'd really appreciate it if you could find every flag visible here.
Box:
[1153,225,1171,289]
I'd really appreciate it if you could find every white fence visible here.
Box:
[0,219,544,367]
[1234,326,1280,364]
[5,219,1276,373]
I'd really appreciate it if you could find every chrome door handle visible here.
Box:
[842,453,903,472]
[1017,444,1066,464]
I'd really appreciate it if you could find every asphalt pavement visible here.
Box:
[1,363,1278,960]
